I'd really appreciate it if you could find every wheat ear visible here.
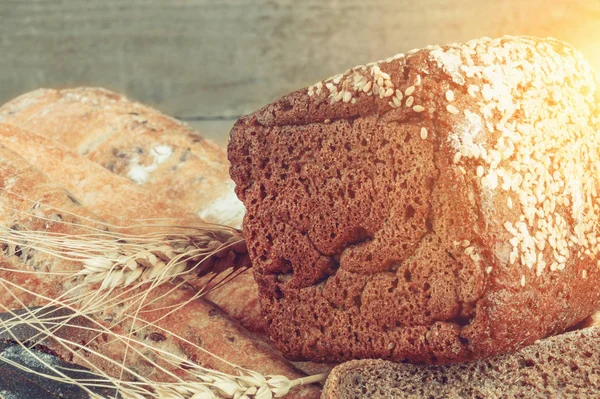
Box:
[0,224,250,291]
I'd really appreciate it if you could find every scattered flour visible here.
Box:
[199,181,246,229]
[128,144,173,185]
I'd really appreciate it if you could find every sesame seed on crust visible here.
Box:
[286,36,599,288]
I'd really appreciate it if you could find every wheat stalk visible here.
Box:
[0,223,250,291]
[0,298,328,399]
[0,186,250,291]
[117,369,328,399]
[0,262,328,399]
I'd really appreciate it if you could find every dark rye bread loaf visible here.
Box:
[322,327,600,399]
[228,36,600,364]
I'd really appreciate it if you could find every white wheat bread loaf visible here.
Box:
[0,141,321,398]
[228,36,600,364]
[0,86,245,228]
[322,327,600,398]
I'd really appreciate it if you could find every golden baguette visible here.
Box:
[0,141,322,398]
[0,123,207,231]
[0,87,245,228]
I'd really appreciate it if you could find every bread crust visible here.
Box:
[228,36,600,363]
[0,123,194,230]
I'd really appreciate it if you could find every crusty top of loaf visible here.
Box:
[244,36,600,279]
[229,36,600,363]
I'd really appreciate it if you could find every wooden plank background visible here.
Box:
[0,0,598,147]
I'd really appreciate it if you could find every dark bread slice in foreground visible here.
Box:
[229,36,600,364]
[322,327,600,399]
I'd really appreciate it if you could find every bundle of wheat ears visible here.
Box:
[0,88,327,399]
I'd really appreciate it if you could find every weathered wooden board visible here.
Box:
[0,0,598,137]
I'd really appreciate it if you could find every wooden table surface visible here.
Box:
[0,0,598,147]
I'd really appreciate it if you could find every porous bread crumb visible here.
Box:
[322,328,600,399]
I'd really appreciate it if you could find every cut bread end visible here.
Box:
[323,327,600,398]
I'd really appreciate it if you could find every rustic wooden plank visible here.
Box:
[0,0,597,122]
